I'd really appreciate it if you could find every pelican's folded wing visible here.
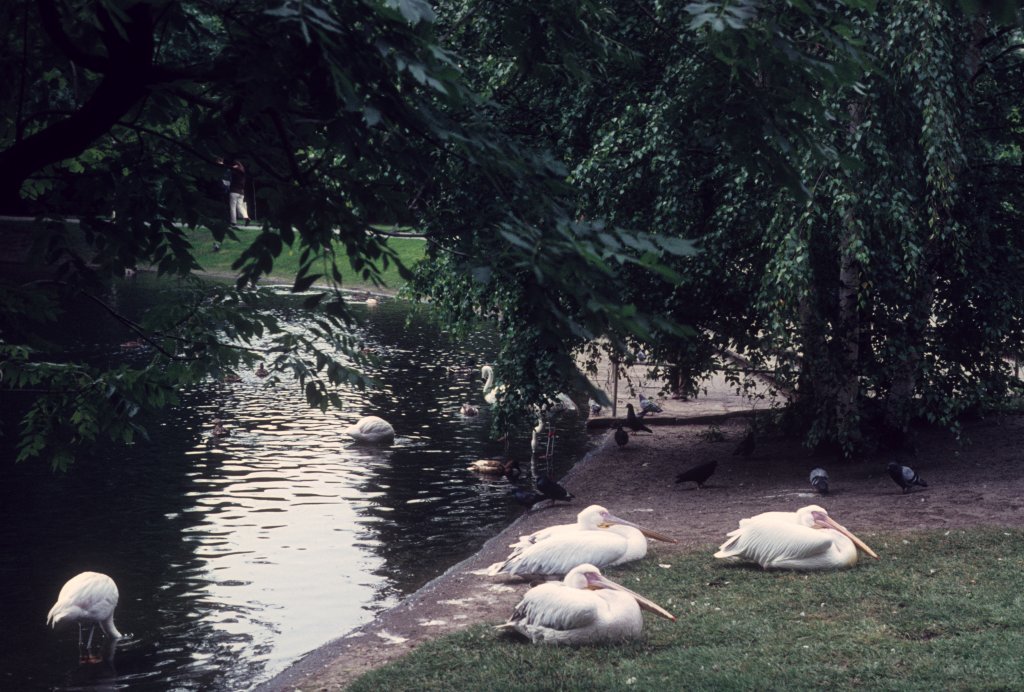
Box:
[499,531,627,576]
[715,521,832,567]
[515,583,601,631]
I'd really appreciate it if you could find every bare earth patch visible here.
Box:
[260,414,1024,691]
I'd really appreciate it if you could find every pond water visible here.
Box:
[0,282,594,691]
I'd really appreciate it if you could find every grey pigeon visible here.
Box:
[809,467,829,495]
[888,462,927,494]
[638,393,663,417]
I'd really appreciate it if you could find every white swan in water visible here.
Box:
[480,365,506,404]
[345,416,395,444]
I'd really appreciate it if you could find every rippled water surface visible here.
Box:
[0,282,593,690]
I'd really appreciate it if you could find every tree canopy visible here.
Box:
[1,0,1023,467]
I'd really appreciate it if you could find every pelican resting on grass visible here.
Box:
[714,505,879,571]
[344,416,395,444]
[488,504,677,578]
[47,572,122,659]
[496,563,675,645]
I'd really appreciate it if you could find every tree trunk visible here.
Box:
[835,213,861,449]
[0,2,156,213]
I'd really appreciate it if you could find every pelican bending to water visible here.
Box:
[714,505,879,570]
[344,416,395,444]
[47,572,123,655]
[488,504,677,577]
[496,563,675,644]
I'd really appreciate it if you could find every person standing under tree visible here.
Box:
[228,158,248,225]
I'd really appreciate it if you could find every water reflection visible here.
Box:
[0,283,593,690]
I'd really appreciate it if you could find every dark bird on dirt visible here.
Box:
[638,393,662,417]
[625,404,653,434]
[536,473,574,503]
[509,488,547,509]
[675,460,718,488]
[809,467,829,495]
[614,424,629,448]
[733,428,755,457]
[888,461,927,494]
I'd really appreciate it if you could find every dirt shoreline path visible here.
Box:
[259,377,1024,691]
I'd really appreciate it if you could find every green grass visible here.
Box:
[349,529,1024,691]
[187,226,425,291]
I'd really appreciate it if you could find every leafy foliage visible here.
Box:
[427,0,1024,453]
[2,0,1023,464]
[0,0,698,465]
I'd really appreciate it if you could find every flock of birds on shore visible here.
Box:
[50,365,933,660]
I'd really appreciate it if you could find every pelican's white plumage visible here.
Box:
[489,505,676,577]
[344,415,395,444]
[496,563,674,644]
[47,572,122,647]
[714,505,879,570]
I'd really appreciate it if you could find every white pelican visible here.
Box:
[714,505,879,570]
[496,563,675,644]
[47,572,123,652]
[488,504,677,577]
[344,415,395,444]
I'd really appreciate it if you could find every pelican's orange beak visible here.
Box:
[599,515,679,544]
[813,511,879,560]
[588,573,676,621]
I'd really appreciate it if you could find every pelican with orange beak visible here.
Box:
[488,504,677,578]
[714,505,879,570]
[496,563,675,644]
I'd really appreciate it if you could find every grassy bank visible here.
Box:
[349,529,1024,691]
[188,226,425,291]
